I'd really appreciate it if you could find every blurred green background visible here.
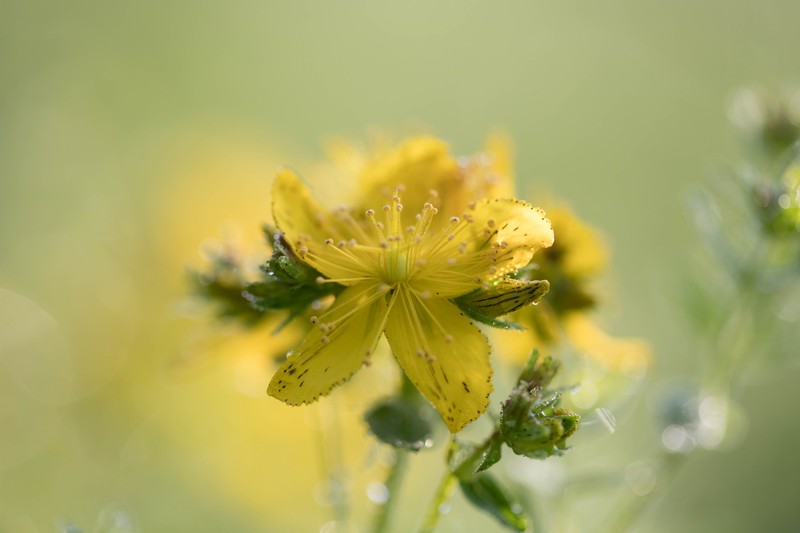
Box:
[2,1,799,532]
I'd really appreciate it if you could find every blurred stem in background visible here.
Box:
[606,87,800,531]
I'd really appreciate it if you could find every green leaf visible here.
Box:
[459,473,529,532]
[476,437,503,473]
[449,436,503,479]
[365,397,434,451]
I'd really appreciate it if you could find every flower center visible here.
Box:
[384,248,410,284]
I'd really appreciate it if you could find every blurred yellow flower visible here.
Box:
[321,134,515,224]
[267,158,554,432]
[495,205,650,373]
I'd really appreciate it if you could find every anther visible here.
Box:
[447,257,457,266]
[396,203,403,212]
[310,316,319,325]
[320,336,330,344]
[487,219,495,228]
[444,335,453,344]
[316,276,325,284]
[462,213,474,223]
[324,238,334,245]
[450,216,460,223]
[383,205,390,212]
[448,233,455,240]
[366,209,375,216]
[298,246,309,257]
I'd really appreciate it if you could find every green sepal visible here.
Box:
[453,278,549,330]
[243,231,345,327]
[365,396,434,452]
[459,473,529,532]
[500,351,580,459]
[453,303,525,330]
[455,279,550,318]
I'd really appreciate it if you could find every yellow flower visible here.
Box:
[267,169,554,432]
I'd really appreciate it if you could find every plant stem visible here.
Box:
[371,449,409,533]
[418,468,457,533]
[371,374,419,533]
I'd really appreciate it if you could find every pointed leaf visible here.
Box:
[459,473,529,532]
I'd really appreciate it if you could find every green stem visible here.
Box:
[371,374,419,533]
[418,430,504,533]
[371,449,409,533]
[418,468,457,533]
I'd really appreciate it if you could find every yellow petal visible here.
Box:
[384,288,492,433]
[563,313,651,373]
[272,169,377,283]
[268,282,389,404]
[483,132,516,196]
[355,136,459,220]
[545,206,608,277]
[272,168,334,245]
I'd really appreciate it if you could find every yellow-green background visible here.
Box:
[2,1,799,532]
